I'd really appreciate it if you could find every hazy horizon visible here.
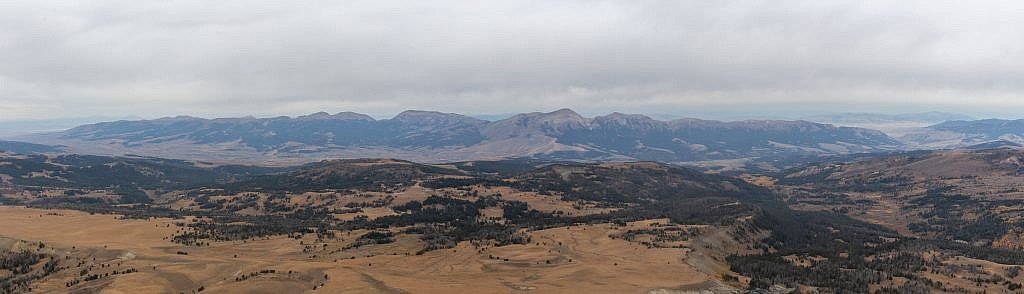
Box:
[3,1,1024,121]
[0,107,988,138]
[0,107,994,123]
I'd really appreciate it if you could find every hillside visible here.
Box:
[0,153,275,204]
[779,148,1024,246]
[0,153,774,292]
[0,140,62,154]
[2,152,1024,292]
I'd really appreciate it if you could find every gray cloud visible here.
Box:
[1,0,1023,121]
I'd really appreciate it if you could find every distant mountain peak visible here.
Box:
[154,115,203,122]
[593,112,660,129]
[549,108,581,116]
[392,110,486,125]
[601,112,652,120]
[394,110,454,118]
[541,109,587,122]
[495,109,590,134]
[332,111,375,121]
[298,112,332,119]
[298,111,374,121]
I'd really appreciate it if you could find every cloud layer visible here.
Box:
[2,0,1023,120]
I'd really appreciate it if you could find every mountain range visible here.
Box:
[13,109,901,169]
[899,119,1024,149]
[10,109,1024,171]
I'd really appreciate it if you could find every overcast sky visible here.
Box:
[1,0,1023,121]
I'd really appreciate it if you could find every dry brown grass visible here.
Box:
[0,206,718,293]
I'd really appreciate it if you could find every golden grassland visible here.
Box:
[0,206,725,293]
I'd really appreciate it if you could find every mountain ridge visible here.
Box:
[896,118,1024,149]
[18,109,903,168]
